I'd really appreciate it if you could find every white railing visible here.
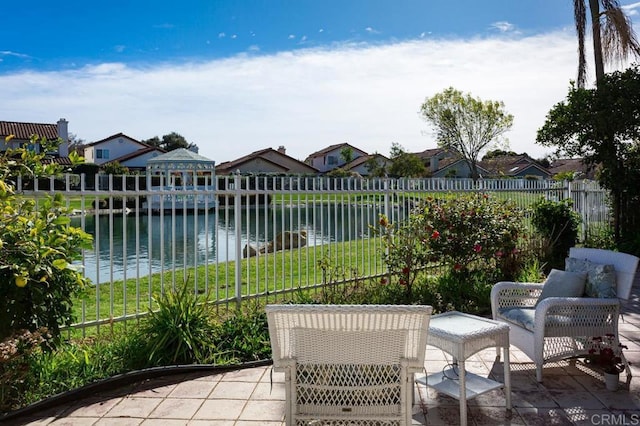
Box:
[18,175,609,333]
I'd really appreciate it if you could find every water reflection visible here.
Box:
[73,203,389,284]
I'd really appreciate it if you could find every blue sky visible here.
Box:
[2,1,640,163]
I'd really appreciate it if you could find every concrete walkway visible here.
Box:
[7,290,640,425]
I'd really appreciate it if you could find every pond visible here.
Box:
[73,203,391,284]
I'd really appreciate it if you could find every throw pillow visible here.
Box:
[536,268,587,306]
[565,257,617,298]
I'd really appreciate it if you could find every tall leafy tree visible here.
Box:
[387,143,426,178]
[143,132,198,152]
[574,0,640,88]
[537,65,640,249]
[419,87,513,180]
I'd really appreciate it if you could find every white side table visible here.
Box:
[417,311,511,426]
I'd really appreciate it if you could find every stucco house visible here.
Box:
[83,133,164,169]
[0,118,70,162]
[216,146,317,175]
[416,147,490,178]
[304,143,368,173]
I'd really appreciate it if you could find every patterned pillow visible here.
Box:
[565,257,617,298]
[536,268,587,306]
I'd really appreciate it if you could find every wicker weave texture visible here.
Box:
[490,247,639,382]
[266,304,432,426]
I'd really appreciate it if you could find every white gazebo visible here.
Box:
[144,148,216,212]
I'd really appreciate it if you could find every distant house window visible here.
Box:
[327,155,338,165]
[96,149,110,159]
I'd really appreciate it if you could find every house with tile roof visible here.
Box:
[216,146,317,175]
[83,133,164,169]
[0,118,70,161]
[480,154,551,179]
[304,143,368,173]
[342,153,390,177]
[548,158,596,180]
[415,147,490,178]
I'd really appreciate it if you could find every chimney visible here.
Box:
[277,146,286,154]
[57,118,69,157]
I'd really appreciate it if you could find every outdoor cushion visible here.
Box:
[498,307,536,332]
[565,257,617,298]
[536,268,587,306]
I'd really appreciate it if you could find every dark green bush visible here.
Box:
[531,198,581,271]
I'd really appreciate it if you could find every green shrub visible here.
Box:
[531,198,581,271]
[213,305,271,363]
[0,328,47,412]
[0,136,91,342]
[137,282,217,365]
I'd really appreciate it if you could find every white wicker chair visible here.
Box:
[266,304,432,426]
[491,247,639,382]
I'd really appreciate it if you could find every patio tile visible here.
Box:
[167,380,217,399]
[221,367,267,382]
[511,389,559,409]
[548,390,607,410]
[539,374,586,391]
[424,405,465,425]
[515,407,574,425]
[238,399,285,422]
[235,422,284,426]
[131,381,179,398]
[49,418,103,426]
[250,381,286,400]
[149,397,203,419]
[140,420,188,426]
[187,421,235,426]
[592,388,640,411]
[104,396,162,418]
[209,380,257,399]
[192,398,246,420]
[468,388,508,407]
[469,406,526,425]
[93,419,142,426]
[62,397,123,417]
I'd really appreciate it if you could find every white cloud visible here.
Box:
[622,2,640,15]
[218,32,226,38]
[490,21,516,33]
[288,34,296,40]
[0,32,594,164]
[114,45,126,53]
[365,27,380,34]
[0,50,30,59]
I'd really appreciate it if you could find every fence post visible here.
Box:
[234,173,243,308]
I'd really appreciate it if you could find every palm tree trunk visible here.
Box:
[589,0,606,84]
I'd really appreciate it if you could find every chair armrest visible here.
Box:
[534,297,621,339]
[491,281,543,319]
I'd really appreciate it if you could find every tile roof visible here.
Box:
[304,143,368,160]
[0,121,59,140]
[86,133,148,148]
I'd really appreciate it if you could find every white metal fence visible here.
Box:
[19,175,610,332]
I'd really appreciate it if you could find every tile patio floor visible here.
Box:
[6,288,640,426]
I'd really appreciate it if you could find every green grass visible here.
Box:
[70,238,386,332]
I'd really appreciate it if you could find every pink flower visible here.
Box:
[402,267,410,275]
[473,244,482,253]
[380,278,388,285]
[431,230,440,239]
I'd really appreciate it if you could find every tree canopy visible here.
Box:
[573,0,640,88]
[419,87,513,180]
[387,143,425,178]
[143,132,198,152]
[536,65,640,251]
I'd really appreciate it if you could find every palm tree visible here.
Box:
[574,0,640,87]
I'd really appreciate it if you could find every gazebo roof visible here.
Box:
[146,148,215,172]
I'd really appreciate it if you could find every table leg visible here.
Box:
[503,346,511,410]
[458,361,467,426]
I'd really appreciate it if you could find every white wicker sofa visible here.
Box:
[266,304,432,426]
[491,247,639,382]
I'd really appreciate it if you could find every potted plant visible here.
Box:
[584,334,627,391]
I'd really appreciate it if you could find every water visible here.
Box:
[73,203,387,284]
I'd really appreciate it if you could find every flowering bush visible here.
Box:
[585,334,626,374]
[374,193,525,305]
[414,193,524,277]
